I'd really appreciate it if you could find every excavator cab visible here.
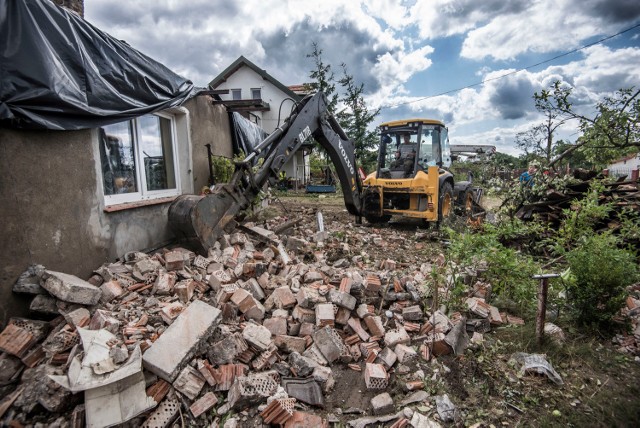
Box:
[361,119,456,224]
[377,121,452,179]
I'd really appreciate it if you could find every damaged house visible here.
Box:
[209,56,311,186]
[0,0,233,322]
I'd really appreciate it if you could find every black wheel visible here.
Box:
[437,182,454,225]
[457,188,474,216]
[365,214,391,224]
[420,218,432,229]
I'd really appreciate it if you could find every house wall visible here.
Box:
[216,66,297,134]
[0,96,231,326]
[216,66,309,182]
[608,154,640,178]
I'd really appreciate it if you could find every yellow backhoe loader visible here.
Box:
[361,118,482,225]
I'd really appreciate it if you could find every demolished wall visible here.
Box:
[0,208,537,427]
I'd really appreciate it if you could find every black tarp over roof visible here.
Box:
[0,0,202,130]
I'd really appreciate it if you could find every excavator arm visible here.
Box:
[168,92,363,250]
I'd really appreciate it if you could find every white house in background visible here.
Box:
[208,56,310,185]
[607,153,640,179]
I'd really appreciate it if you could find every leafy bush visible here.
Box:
[445,228,540,314]
[565,233,639,331]
[554,181,612,253]
[210,155,235,184]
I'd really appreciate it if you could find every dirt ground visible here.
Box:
[251,193,640,427]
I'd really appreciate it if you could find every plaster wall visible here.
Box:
[0,97,231,326]
[608,154,640,175]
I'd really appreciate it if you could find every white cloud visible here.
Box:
[372,45,434,90]
[83,0,639,156]
[460,0,595,61]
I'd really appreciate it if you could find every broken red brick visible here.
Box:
[364,316,385,337]
[419,344,431,361]
[405,380,424,391]
[348,317,371,342]
[210,364,248,391]
[339,277,352,293]
[315,303,335,328]
[284,411,328,428]
[402,321,421,332]
[100,280,124,303]
[365,275,381,295]
[89,309,120,334]
[21,344,46,368]
[190,392,218,418]
[173,366,205,400]
[393,278,404,292]
[344,334,361,346]
[146,379,171,403]
[390,417,409,428]
[0,324,35,358]
[364,363,388,390]
[427,333,451,356]
[160,301,185,324]
[506,314,525,325]
[252,346,278,370]
[175,279,196,303]
[489,306,503,325]
[164,250,186,271]
[419,322,434,336]
[335,307,351,325]
[197,360,216,386]
[261,398,295,425]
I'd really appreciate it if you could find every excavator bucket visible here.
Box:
[168,184,252,251]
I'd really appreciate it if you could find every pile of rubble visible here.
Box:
[0,218,532,427]
[516,174,640,247]
[613,284,640,359]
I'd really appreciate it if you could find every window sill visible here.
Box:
[103,196,179,213]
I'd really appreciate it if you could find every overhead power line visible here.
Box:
[378,22,640,110]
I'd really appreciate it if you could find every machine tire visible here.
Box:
[365,214,391,224]
[437,182,454,226]
[457,188,474,216]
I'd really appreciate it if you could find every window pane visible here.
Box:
[231,89,241,100]
[139,115,176,191]
[251,88,261,99]
[99,121,137,195]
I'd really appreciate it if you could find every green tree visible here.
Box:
[305,42,338,114]
[305,43,380,174]
[515,109,567,165]
[551,139,591,171]
[534,81,640,168]
[305,42,339,175]
[337,63,380,172]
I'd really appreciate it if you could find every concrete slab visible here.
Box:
[143,300,220,382]
[41,270,102,305]
[84,371,156,428]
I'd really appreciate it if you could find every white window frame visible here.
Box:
[103,112,181,206]
[231,89,242,100]
[251,88,261,99]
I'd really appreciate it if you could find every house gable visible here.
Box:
[208,56,304,135]
[209,56,300,101]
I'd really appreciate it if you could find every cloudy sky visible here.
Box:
[85,0,640,155]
